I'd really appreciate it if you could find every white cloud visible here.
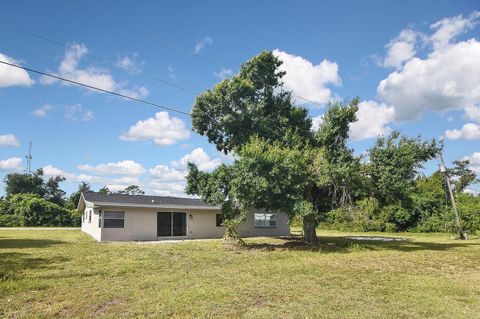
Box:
[465,106,480,123]
[430,11,480,50]
[193,36,213,54]
[120,111,190,146]
[43,165,103,183]
[350,101,395,141]
[445,123,480,140]
[214,68,233,79]
[0,134,19,147]
[311,115,324,131]
[383,29,418,69]
[64,104,94,121]
[0,157,22,171]
[78,160,146,176]
[146,180,188,197]
[167,65,176,80]
[0,53,34,88]
[33,104,93,121]
[33,104,55,118]
[463,152,480,174]
[172,148,221,171]
[378,39,480,121]
[116,53,143,73]
[273,49,341,106]
[41,43,148,98]
[149,165,185,181]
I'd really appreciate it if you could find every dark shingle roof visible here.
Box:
[82,192,218,208]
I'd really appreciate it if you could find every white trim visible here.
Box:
[91,201,221,210]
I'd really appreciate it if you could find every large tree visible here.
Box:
[116,185,145,195]
[66,182,92,210]
[228,100,362,244]
[187,51,361,244]
[191,51,313,154]
[4,169,46,197]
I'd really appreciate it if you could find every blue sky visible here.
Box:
[0,0,479,196]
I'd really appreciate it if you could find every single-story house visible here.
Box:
[78,192,290,242]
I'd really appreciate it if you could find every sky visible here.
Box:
[0,0,479,197]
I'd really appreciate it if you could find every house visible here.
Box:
[78,192,290,242]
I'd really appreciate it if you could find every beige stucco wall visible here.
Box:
[81,205,290,242]
[80,203,101,241]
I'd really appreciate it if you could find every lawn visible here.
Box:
[1,229,479,319]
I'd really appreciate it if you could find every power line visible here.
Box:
[69,0,215,64]
[66,1,326,108]
[0,59,307,139]
[0,60,192,116]
[3,25,193,93]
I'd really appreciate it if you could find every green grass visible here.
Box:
[1,229,479,318]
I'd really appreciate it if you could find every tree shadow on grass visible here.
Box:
[243,235,479,253]
[0,238,65,249]
[0,252,70,282]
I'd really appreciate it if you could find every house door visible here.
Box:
[157,212,187,237]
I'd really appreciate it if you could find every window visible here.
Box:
[216,214,223,227]
[88,210,92,223]
[104,211,125,228]
[98,210,102,228]
[254,213,277,227]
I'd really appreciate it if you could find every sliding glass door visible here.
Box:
[157,212,186,237]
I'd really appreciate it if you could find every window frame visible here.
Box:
[88,210,92,223]
[103,211,125,229]
[254,213,277,228]
[98,210,102,228]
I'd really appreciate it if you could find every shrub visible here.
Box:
[5,193,76,227]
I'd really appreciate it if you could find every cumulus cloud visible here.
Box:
[0,134,19,147]
[78,160,146,175]
[33,104,55,118]
[43,165,103,184]
[463,152,480,174]
[193,36,213,54]
[430,11,480,50]
[0,53,34,88]
[376,11,480,122]
[146,180,188,197]
[149,165,185,181]
[0,157,22,171]
[273,49,340,106]
[378,39,480,122]
[116,53,143,73]
[445,123,480,140]
[33,104,93,121]
[311,115,324,131]
[214,68,233,79]
[350,101,395,140]
[41,43,148,98]
[465,106,480,123]
[383,29,419,69]
[171,148,221,171]
[120,111,190,146]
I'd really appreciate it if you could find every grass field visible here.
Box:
[1,229,479,318]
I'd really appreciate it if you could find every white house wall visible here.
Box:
[81,205,290,242]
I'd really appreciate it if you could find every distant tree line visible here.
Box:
[0,168,144,227]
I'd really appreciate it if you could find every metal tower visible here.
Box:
[25,141,32,174]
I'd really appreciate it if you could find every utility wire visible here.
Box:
[0,60,192,116]
[66,1,325,108]
[69,0,215,64]
[0,60,263,136]
[2,25,193,93]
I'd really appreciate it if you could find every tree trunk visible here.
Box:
[302,215,318,245]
